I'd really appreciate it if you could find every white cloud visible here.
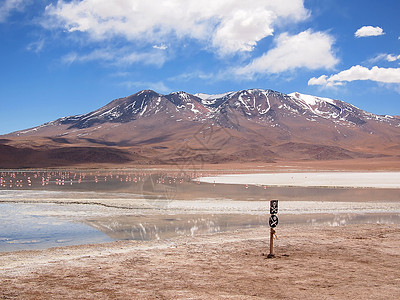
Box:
[368,53,400,64]
[308,65,400,87]
[61,47,167,67]
[211,8,275,55]
[168,71,215,82]
[234,30,338,77]
[308,75,331,86]
[45,0,309,56]
[354,26,385,38]
[153,44,168,50]
[0,0,29,22]
[386,54,400,62]
[26,39,45,53]
[121,80,170,94]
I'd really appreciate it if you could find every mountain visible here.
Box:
[1,89,399,168]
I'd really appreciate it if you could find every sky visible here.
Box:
[0,0,399,135]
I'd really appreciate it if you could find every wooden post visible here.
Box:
[268,228,275,258]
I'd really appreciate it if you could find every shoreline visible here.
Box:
[1,224,399,299]
[1,168,399,298]
[1,156,400,172]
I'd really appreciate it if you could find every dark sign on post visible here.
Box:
[269,214,279,228]
[270,200,278,215]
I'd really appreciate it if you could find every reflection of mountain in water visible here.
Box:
[85,213,400,242]
[141,174,178,206]
[84,214,269,241]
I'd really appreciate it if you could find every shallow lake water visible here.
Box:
[0,170,399,251]
[0,203,113,252]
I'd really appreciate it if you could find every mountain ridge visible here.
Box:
[1,89,399,168]
[11,89,398,133]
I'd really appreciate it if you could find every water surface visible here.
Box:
[0,203,112,252]
[1,170,399,252]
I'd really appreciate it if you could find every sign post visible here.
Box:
[268,200,278,258]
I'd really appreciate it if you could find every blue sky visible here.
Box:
[0,0,399,135]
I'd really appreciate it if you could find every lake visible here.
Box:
[1,170,399,251]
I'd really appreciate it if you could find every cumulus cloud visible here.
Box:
[234,30,338,77]
[44,0,309,56]
[386,54,400,62]
[211,8,276,54]
[354,26,385,38]
[0,0,29,22]
[308,75,330,86]
[308,65,400,87]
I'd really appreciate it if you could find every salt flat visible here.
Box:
[197,172,400,188]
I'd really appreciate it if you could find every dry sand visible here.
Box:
[0,224,399,299]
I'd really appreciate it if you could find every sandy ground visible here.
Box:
[1,224,399,299]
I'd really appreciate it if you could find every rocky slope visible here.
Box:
[1,89,399,167]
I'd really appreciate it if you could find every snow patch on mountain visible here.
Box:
[289,92,342,120]
[289,92,335,106]
[195,91,236,106]
[194,92,235,100]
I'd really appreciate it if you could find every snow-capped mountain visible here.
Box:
[289,92,395,125]
[21,88,399,130]
[1,89,399,167]
[58,90,209,129]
